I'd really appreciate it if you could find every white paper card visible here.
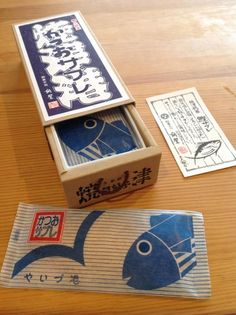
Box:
[147,88,236,177]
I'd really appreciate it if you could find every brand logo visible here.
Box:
[29,211,65,242]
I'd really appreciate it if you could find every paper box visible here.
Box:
[13,11,161,207]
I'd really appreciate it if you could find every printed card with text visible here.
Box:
[147,88,236,177]
[14,12,130,124]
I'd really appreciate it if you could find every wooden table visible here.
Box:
[1,1,236,314]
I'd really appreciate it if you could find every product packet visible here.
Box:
[55,107,144,167]
[0,203,211,298]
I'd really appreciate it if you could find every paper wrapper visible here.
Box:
[0,203,211,298]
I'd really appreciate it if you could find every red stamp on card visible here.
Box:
[178,146,188,154]
[29,211,65,242]
[71,18,81,31]
[48,101,60,109]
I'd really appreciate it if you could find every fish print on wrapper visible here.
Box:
[56,108,140,166]
[13,213,195,290]
[123,214,196,290]
[0,204,211,298]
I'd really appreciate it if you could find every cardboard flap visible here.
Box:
[13,11,134,126]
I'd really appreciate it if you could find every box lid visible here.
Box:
[13,11,134,126]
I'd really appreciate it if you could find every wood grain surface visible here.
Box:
[0,0,236,314]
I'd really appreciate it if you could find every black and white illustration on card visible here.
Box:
[147,88,236,177]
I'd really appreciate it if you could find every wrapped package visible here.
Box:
[0,203,211,298]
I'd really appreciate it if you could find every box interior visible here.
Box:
[45,104,160,176]
[52,106,146,169]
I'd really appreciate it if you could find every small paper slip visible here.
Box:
[147,88,236,177]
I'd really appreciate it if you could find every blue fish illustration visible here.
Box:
[186,140,221,164]
[56,114,137,162]
[12,211,104,278]
[123,214,196,290]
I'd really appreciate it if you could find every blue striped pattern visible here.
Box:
[0,204,211,298]
[79,143,103,161]
[57,107,141,167]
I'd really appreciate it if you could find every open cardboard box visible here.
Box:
[13,11,161,207]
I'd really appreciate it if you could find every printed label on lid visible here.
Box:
[15,12,130,124]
